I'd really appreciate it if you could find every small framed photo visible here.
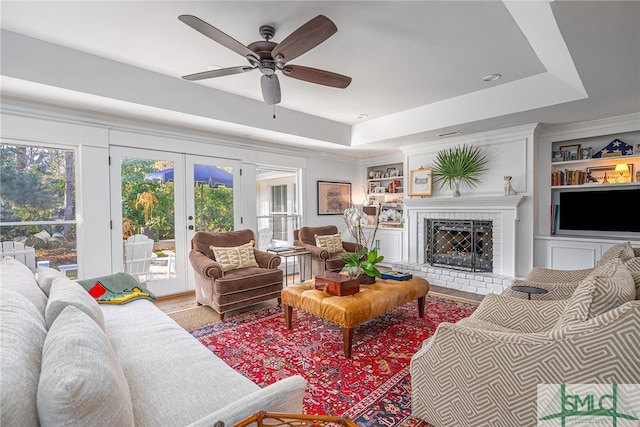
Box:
[634,143,640,154]
[579,147,592,160]
[552,151,566,162]
[368,181,380,193]
[374,186,386,194]
[560,144,581,161]
[408,168,432,197]
[374,170,382,179]
[387,167,398,177]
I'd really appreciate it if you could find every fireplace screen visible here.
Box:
[425,219,493,272]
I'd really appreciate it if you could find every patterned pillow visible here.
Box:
[623,257,640,300]
[557,258,635,328]
[595,242,635,268]
[210,241,259,272]
[38,306,135,426]
[315,233,343,254]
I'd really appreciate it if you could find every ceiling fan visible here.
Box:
[178,14,352,105]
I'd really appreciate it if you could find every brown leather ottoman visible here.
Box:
[281,276,430,357]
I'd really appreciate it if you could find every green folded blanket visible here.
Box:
[77,272,157,304]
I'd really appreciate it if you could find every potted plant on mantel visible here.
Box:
[341,207,384,284]
[431,144,488,197]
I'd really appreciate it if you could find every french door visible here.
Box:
[109,147,240,296]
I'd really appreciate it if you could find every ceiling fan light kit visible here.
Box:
[179,14,352,105]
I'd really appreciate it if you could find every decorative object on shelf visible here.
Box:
[368,181,380,193]
[592,138,633,158]
[317,181,351,215]
[634,143,640,155]
[374,186,386,194]
[579,147,592,160]
[387,167,399,177]
[559,144,581,161]
[636,171,640,182]
[408,167,432,197]
[615,163,629,183]
[503,176,516,195]
[341,207,384,281]
[379,209,404,224]
[586,164,635,184]
[552,150,566,162]
[431,144,488,197]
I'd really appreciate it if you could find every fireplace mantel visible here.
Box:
[404,194,526,209]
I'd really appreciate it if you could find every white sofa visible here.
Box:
[0,257,307,426]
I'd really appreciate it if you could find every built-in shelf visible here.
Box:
[551,181,640,190]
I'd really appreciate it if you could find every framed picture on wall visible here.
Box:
[408,168,432,197]
[317,181,351,215]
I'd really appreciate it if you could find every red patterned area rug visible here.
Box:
[189,295,475,426]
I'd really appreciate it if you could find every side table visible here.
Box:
[511,285,548,300]
[267,249,312,286]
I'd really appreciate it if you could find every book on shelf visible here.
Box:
[551,169,589,186]
[550,204,559,234]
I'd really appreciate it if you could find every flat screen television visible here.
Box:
[559,188,640,232]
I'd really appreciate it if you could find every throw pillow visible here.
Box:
[37,306,135,427]
[315,233,344,254]
[209,241,259,272]
[595,242,635,268]
[0,290,47,427]
[36,266,67,296]
[623,257,640,300]
[556,258,635,328]
[1,256,48,316]
[76,272,156,304]
[45,277,105,330]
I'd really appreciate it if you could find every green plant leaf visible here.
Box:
[431,144,488,190]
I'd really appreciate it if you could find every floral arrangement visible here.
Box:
[341,207,384,278]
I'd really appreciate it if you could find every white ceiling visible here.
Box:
[1,1,639,158]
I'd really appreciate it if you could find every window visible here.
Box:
[256,168,300,247]
[0,144,78,276]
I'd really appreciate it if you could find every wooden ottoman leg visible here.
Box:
[342,327,354,358]
[417,296,425,318]
[284,304,293,329]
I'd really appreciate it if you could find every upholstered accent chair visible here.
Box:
[293,225,360,275]
[410,258,640,427]
[189,229,283,319]
[502,241,638,300]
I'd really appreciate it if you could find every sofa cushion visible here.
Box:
[210,241,259,272]
[624,257,640,300]
[595,242,635,268]
[1,256,47,316]
[0,290,47,427]
[37,306,135,427]
[315,233,344,254]
[36,266,67,296]
[557,259,635,327]
[45,277,105,330]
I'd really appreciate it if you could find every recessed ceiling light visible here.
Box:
[357,113,368,119]
[483,73,502,82]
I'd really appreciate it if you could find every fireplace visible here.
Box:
[425,219,493,272]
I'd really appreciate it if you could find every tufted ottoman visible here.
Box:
[282,276,430,357]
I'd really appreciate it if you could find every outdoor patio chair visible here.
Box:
[123,234,155,282]
[0,241,36,272]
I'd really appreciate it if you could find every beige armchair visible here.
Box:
[189,229,283,319]
[411,258,639,427]
[293,225,359,275]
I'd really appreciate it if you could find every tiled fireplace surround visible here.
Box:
[393,195,527,295]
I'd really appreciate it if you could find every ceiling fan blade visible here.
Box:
[261,74,281,105]
[182,66,254,81]
[179,15,258,61]
[282,65,351,88]
[271,15,337,63]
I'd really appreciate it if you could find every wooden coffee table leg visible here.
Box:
[342,327,354,358]
[284,305,293,329]
[417,296,425,318]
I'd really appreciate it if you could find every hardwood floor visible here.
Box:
[154,274,484,313]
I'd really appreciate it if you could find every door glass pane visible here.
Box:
[256,168,300,249]
[192,164,234,233]
[121,157,175,281]
[1,144,78,275]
